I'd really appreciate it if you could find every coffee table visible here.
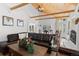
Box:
[8,43,48,56]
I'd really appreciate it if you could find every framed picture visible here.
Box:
[75,18,79,24]
[29,25,34,32]
[28,24,35,32]
[17,19,24,27]
[2,16,14,26]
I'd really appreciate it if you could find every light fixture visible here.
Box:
[38,5,44,12]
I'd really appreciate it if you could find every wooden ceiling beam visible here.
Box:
[31,10,74,18]
[10,3,28,10]
[35,16,69,20]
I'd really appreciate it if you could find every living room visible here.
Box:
[0,3,79,56]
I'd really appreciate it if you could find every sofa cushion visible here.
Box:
[19,33,26,40]
[0,41,8,47]
[7,34,19,43]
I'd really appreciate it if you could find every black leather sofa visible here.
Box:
[28,33,53,48]
[28,33,55,54]
[0,34,19,55]
[0,32,55,55]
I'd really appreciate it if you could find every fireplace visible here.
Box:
[70,30,76,44]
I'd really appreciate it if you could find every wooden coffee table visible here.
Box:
[8,43,48,56]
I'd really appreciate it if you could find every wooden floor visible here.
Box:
[0,51,68,56]
[0,53,3,56]
[45,51,68,56]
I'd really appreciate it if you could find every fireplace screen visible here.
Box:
[70,30,76,44]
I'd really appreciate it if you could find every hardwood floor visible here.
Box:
[45,51,68,56]
[0,51,68,56]
[0,52,3,56]
[0,52,9,56]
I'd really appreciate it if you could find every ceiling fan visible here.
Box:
[37,5,44,12]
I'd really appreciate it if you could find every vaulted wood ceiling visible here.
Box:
[9,3,78,19]
[32,3,77,13]
[31,3,77,19]
[8,3,28,10]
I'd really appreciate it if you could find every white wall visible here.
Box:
[0,3,40,42]
[60,12,79,50]
[59,3,79,50]
[38,19,56,34]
